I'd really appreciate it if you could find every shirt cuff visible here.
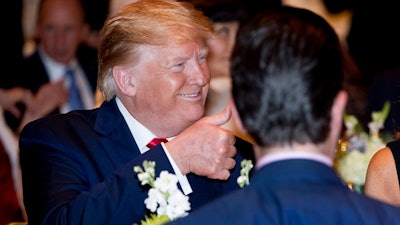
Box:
[161,142,193,195]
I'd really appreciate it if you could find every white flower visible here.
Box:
[237,159,253,188]
[138,173,152,186]
[336,140,383,185]
[134,161,156,187]
[134,160,191,225]
[164,189,190,220]
[344,115,360,137]
[368,101,390,135]
[135,159,254,225]
[145,188,163,212]
[154,171,179,193]
[335,102,390,189]
[237,176,248,186]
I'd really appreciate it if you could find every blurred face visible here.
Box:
[126,41,210,136]
[207,21,239,78]
[36,0,86,64]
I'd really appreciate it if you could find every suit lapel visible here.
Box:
[94,98,141,166]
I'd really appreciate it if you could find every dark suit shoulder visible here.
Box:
[20,108,99,139]
[18,51,49,92]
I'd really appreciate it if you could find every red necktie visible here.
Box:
[146,138,168,148]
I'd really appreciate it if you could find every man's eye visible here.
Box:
[171,62,185,72]
[198,55,207,64]
[175,62,185,67]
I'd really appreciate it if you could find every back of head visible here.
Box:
[231,6,343,147]
[97,0,213,101]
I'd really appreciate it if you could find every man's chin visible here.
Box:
[187,108,205,121]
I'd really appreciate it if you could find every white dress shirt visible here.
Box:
[116,98,193,195]
[38,47,95,113]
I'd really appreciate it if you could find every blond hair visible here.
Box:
[98,0,213,101]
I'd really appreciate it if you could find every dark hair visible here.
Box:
[231,6,344,147]
[182,0,245,23]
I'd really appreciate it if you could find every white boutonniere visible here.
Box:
[237,159,253,188]
[133,158,254,225]
[133,160,191,225]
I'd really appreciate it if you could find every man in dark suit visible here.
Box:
[6,0,98,132]
[168,6,400,225]
[19,1,254,224]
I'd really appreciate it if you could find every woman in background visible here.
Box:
[365,140,400,206]
[188,0,252,142]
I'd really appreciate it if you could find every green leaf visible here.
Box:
[371,101,390,123]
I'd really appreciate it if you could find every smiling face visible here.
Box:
[116,40,210,137]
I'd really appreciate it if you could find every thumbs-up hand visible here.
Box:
[166,104,237,180]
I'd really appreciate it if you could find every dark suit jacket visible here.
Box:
[5,45,98,131]
[168,159,400,225]
[19,98,254,225]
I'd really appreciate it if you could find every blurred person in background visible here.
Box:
[7,0,98,133]
[0,88,30,224]
[185,0,252,142]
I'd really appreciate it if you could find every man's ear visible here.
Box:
[331,90,348,129]
[112,66,137,97]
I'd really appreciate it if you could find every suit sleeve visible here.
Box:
[19,118,174,225]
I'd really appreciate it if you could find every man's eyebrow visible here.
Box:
[199,48,209,56]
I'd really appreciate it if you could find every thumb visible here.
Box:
[202,103,232,127]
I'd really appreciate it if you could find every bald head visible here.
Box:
[36,0,88,64]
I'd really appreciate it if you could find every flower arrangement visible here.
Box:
[335,101,390,192]
[133,159,253,225]
[133,160,191,225]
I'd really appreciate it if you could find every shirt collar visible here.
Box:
[256,150,333,170]
[116,97,156,154]
[38,46,78,81]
